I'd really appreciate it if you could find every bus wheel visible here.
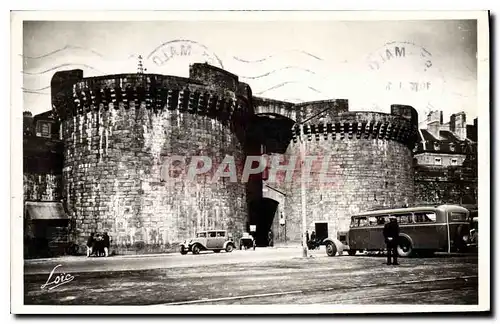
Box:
[325,242,337,256]
[348,250,356,256]
[397,237,413,257]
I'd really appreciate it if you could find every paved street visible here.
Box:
[24,248,478,305]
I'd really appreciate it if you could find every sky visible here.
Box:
[21,16,478,123]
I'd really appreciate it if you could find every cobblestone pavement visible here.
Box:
[24,248,478,305]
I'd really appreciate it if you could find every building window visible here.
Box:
[36,121,52,138]
[433,142,440,151]
[450,143,455,152]
[451,158,458,166]
[434,157,442,165]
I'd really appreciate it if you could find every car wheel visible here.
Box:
[225,244,234,252]
[397,237,413,257]
[192,244,201,255]
[213,249,221,253]
[180,246,188,255]
[348,249,356,256]
[326,242,337,257]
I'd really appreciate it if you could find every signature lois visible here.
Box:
[40,264,75,291]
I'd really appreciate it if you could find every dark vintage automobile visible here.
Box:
[239,232,256,250]
[180,230,235,255]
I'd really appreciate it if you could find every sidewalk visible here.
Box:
[24,246,325,275]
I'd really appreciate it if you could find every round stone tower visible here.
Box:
[51,64,252,253]
[266,100,419,243]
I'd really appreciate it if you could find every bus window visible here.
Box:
[395,214,413,224]
[450,212,468,222]
[377,216,389,225]
[350,217,357,227]
[368,217,378,226]
[358,218,369,227]
[414,212,436,223]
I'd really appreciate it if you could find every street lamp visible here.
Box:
[294,105,337,258]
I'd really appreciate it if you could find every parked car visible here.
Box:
[180,230,235,255]
[467,217,478,250]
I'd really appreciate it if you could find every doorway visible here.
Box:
[315,222,329,242]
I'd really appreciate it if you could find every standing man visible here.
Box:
[103,232,110,257]
[383,216,400,265]
[86,233,95,257]
[268,230,274,247]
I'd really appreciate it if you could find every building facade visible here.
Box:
[414,111,478,208]
[23,111,68,258]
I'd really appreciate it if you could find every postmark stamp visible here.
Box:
[366,41,446,115]
[147,39,223,71]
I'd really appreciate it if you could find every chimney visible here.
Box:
[23,111,34,136]
[426,110,442,138]
[451,112,467,140]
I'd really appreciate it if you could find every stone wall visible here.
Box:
[414,164,477,206]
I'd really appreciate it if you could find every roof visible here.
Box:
[420,129,438,141]
[439,130,461,142]
[197,230,226,232]
[25,202,68,220]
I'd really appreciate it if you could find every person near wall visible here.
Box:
[94,233,104,257]
[103,232,110,257]
[268,230,274,247]
[86,233,95,257]
[383,216,400,265]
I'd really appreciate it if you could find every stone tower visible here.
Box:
[51,64,253,253]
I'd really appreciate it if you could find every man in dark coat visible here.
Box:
[309,231,317,250]
[383,216,400,265]
[103,232,110,257]
[86,233,95,257]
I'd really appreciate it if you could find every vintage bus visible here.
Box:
[333,205,471,257]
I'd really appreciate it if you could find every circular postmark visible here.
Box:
[147,39,223,73]
[366,41,446,117]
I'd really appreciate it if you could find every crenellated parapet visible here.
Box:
[51,70,252,135]
[292,111,419,149]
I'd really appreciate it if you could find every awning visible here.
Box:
[25,202,68,220]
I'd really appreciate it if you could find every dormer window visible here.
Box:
[450,143,455,152]
[433,142,440,151]
[36,121,52,138]
[434,157,442,165]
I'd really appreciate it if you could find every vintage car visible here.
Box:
[180,230,236,255]
[467,217,478,250]
[239,232,256,250]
